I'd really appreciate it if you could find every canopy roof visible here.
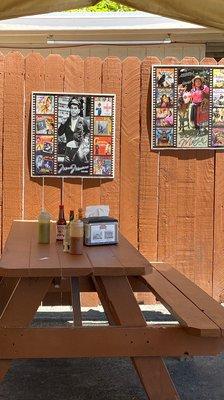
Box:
[0,1,224,31]
[0,11,204,32]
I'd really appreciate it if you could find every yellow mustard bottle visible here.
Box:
[38,210,51,244]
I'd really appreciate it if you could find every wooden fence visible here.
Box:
[0,52,223,304]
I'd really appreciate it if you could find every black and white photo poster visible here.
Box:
[31,92,115,178]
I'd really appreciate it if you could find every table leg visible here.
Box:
[0,277,52,381]
[93,276,180,400]
[0,277,20,316]
[70,277,82,326]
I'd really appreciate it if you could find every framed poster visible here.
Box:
[151,65,224,149]
[31,92,115,178]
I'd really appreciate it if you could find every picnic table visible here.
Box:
[0,220,224,399]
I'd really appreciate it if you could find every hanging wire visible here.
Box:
[61,177,64,205]
[41,177,45,211]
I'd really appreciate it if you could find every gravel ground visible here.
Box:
[0,306,223,400]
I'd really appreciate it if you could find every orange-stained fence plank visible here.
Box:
[3,52,25,246]
[193,58,217,295]
[173,57,199,281]
[138,56,161,305]
[24,53,45,220]
[157,150,179,263]
[156,57,215,297]
[139,56,160,260]
[157,57,180,269]
[80,56,103,308]
[44,54,64,220]
[213,58,224,302]
[0,53,4,252]
[63,55,84,215]
[83,57,102,210]
[101,57,122,219]
[194,150,214,295]
[120,57,141,248]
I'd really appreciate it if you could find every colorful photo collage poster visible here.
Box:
[152,65,224,149]
[31,93,115,178]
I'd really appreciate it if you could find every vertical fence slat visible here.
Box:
[63,55,84,216]
[213,57,224,301]
[83,57,102,210]
[193,57,217,295]
[157,57,215,296]
[82,57,102,306]
[119,57,141,247]
[101,57,122,219]
[157,57,180,269]
[174,57,199,280]
[0,53,4,251]
[138,57,161,304]
[3,52,25,245]
[194,151,214,295]
[24,53,45,219]
[139,56,160,260]
[157,151,179,263]
[44,54,64,220]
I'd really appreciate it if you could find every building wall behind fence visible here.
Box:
[0,43,206,60]
[0,52,224,305]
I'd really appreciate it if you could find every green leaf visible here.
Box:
[70,0,135,12]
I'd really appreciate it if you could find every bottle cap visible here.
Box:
[69,210,75,220]
[39,210,51,220]
[78,207,84,219]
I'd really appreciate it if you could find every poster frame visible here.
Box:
[151,64,224,150]
[31,91,116,178]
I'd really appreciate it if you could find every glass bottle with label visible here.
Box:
[69,213,84,255]
[69,210,75,223]
[56,205,66,241]
[63,210,74,252]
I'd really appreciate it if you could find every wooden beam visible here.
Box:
[0,327,223,359]
[0,277,52,381]
[0,277,19,316]
[70,277,82,326]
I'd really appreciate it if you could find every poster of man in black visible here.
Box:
[57,96,91,176]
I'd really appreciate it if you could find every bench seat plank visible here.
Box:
[140,269,220,337]
[151,262,224,336]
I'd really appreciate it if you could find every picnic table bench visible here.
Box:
[0,220,224,399]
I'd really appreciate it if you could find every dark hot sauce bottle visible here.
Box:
[56,205,66,241]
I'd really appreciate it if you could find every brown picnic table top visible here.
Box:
[0,221,150,277]
[1,220,224,400]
